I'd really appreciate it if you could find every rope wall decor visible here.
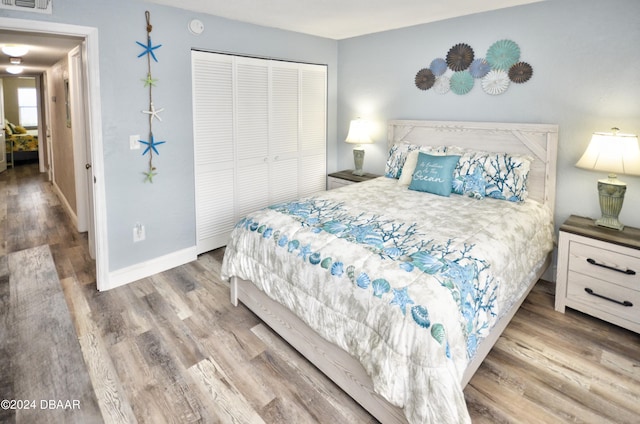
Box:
[137,11,165,182]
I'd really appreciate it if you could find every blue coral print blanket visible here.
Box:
[222,176,553,424]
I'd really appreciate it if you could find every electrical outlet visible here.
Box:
[130,135,140,150]
[133,223,145,242]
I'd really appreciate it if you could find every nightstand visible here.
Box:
[555,215,640,333]
[327,170,381,190]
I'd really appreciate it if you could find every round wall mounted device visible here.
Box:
[188,19,204,35]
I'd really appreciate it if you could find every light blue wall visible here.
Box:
[0,0,338,272]
[2,0,639,278]
[337,0,640,229]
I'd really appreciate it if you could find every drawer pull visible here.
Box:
[586,258,636,275]
[584,288,633,307]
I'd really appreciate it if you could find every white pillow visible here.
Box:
[398,150,420,185]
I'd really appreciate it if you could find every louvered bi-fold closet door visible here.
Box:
[192,51,235,254]
[270,62,301,204]
[299,65,327,197]
[235,57,270,218]
[192,51,327,254]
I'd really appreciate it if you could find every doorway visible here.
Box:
[2,76,41,169]
[0,17,107,289]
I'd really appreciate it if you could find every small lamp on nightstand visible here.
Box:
[575,127,640,230]
[345,118,373,176]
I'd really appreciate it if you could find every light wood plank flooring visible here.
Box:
[2,162,639,423]
[2,245,103,424]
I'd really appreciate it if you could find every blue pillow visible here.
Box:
[451,164,487,199]
[408,153,461,197]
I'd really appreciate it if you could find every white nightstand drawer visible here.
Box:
[566,272,639,325]
[568,240,640,290]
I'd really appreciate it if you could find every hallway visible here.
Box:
[0,162,94,284]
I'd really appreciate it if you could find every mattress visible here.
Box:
[221,176,554,423]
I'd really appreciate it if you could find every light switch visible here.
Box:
[130,135,140,150]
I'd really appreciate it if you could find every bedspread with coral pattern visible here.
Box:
[221,176,553,424]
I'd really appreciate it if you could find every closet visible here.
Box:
[191,51,327,254]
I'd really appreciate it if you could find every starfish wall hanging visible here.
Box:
[137,10,165,183]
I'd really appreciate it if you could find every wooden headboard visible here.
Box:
[388,120,559,212]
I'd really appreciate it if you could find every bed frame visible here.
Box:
[6,133,39,167]
[230,119,559,423]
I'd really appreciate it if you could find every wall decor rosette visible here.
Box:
[414,39,533,95]
[137,11,166,182]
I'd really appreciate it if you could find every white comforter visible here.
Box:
[221,176,554,423]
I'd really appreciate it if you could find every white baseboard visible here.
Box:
[104,246,197,291]
[52,181,79,230]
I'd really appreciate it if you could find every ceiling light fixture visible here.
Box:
[10,57,22,65]
[2,45,29,57]
[6,65,24,75]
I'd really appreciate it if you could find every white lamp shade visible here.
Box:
[345,119,373,145]
[576,130,640,176]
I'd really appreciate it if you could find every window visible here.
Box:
[18,87,38,127]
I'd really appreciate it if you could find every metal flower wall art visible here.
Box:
[415,39,533,95]
[137,11,165,182]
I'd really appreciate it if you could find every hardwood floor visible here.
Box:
[2,245,102,424]
[2,162,639,423]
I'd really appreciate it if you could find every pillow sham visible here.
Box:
[408,153,460,197]
[453,164,486,199]
[385,142,419,179]
[483,153,532,202]
[446,146,532,202]
[451,150,486,194]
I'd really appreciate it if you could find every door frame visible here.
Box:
[0,78,6,174]
[68,44,95,257]
[0,17,108,289]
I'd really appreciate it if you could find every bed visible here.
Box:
[221,119,558,423]
[5,120,39,167]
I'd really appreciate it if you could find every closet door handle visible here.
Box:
[586,258,636,275]
[584,288,633,307]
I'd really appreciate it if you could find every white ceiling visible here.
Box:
[144,0,545,40]
[0,30,82,77]
[0,0,544,77]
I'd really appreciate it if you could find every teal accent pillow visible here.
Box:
[408,153,461,197]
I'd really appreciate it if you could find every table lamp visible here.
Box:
[575,128,640,230]
[345,118,373,176]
